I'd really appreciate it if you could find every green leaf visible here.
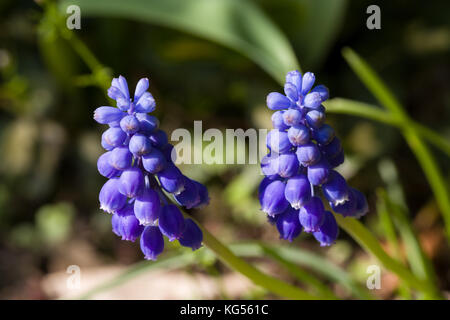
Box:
[334,213,442,299]
[378,160,440,298]
[256,0,347,68]
[342,48,450,243]
[233,243,373,299]
[376,188,412,299]
[324,98,450,158]
[59,0,299,85]
[260,246,338,300]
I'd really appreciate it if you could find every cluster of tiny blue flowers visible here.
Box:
[260,71,368,246]
[94,76,209,260]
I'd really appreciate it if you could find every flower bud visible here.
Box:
[288,124,310,146]
[97,151,120,178]
[311,85,329,101]
[275,153,299,178]
[301,72,315,95]
[118,167,145,198]
[328,150,345,168]
[94,106,124,124]
[271,111,289,130]
[284,82,298,101]
[135,91,156,113]
[283,109,302,126]
[114,75,130,100]
[142,148,167,174]
[140,226,164,260]
[116,98,131,111]
[284,174,311,209]
[313,124,335,145]
[173,178,200,209]
[267,92,292,110]
[134,78,149,101]
[349,188,368,218]
[307,158,330,185]
[321,137,342,158]
[108,86,124,101]
[331,188,357,217]
[129,134,152,156]
[157,163,185,194]
[134,188,161,225]
[304,92,322,109]
[313,211,338,246]
[136,113,159,134]
[120,115,140,134]
[102,127,127,148]
[99,178,127,213]
[322,170,350,206]
[286,70,302,92]
[179,218,203,250]
[276,207,302,241]
[299,196,325,232]
[258,176,273,197]
[162,144,176,163]
[115,204,144,241]
[305,110,325,129]
[110,146,133,170]
[191,180,210,208]
[296,143,321,166]
[149,130,168,148]
[111,213,121,236]
[101,135,114,151]
[260,154,279,179]
[158,204,185,241]
[260,180,289,217]
[266,130,292,154]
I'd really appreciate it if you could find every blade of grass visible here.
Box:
[334,213,442,299]
[324,98,450,158]
[378,158,439,289]
[198,223,318,299]
[382,192,440,299]
[342,47,450,243]
[232,243,373,300]
[261,246,338,300]
[60,0,299,85]
[376,188,411,298]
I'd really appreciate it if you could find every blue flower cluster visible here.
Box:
[260,71,368,246]
[94,76,209,260]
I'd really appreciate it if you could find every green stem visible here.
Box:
[324,98,450,158]
[261,246,338,300]
[342,48,450,243]
[196,221,319,299]
[334,214,442,299]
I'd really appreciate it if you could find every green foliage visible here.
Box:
[60,0,299,84]
[342,48,450,242]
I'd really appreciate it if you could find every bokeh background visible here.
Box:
[0,0,449,299]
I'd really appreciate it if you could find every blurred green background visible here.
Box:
[0,0,449,299]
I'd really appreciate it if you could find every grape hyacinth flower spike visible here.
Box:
[260,71,368,246]
[95,76,210,260]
